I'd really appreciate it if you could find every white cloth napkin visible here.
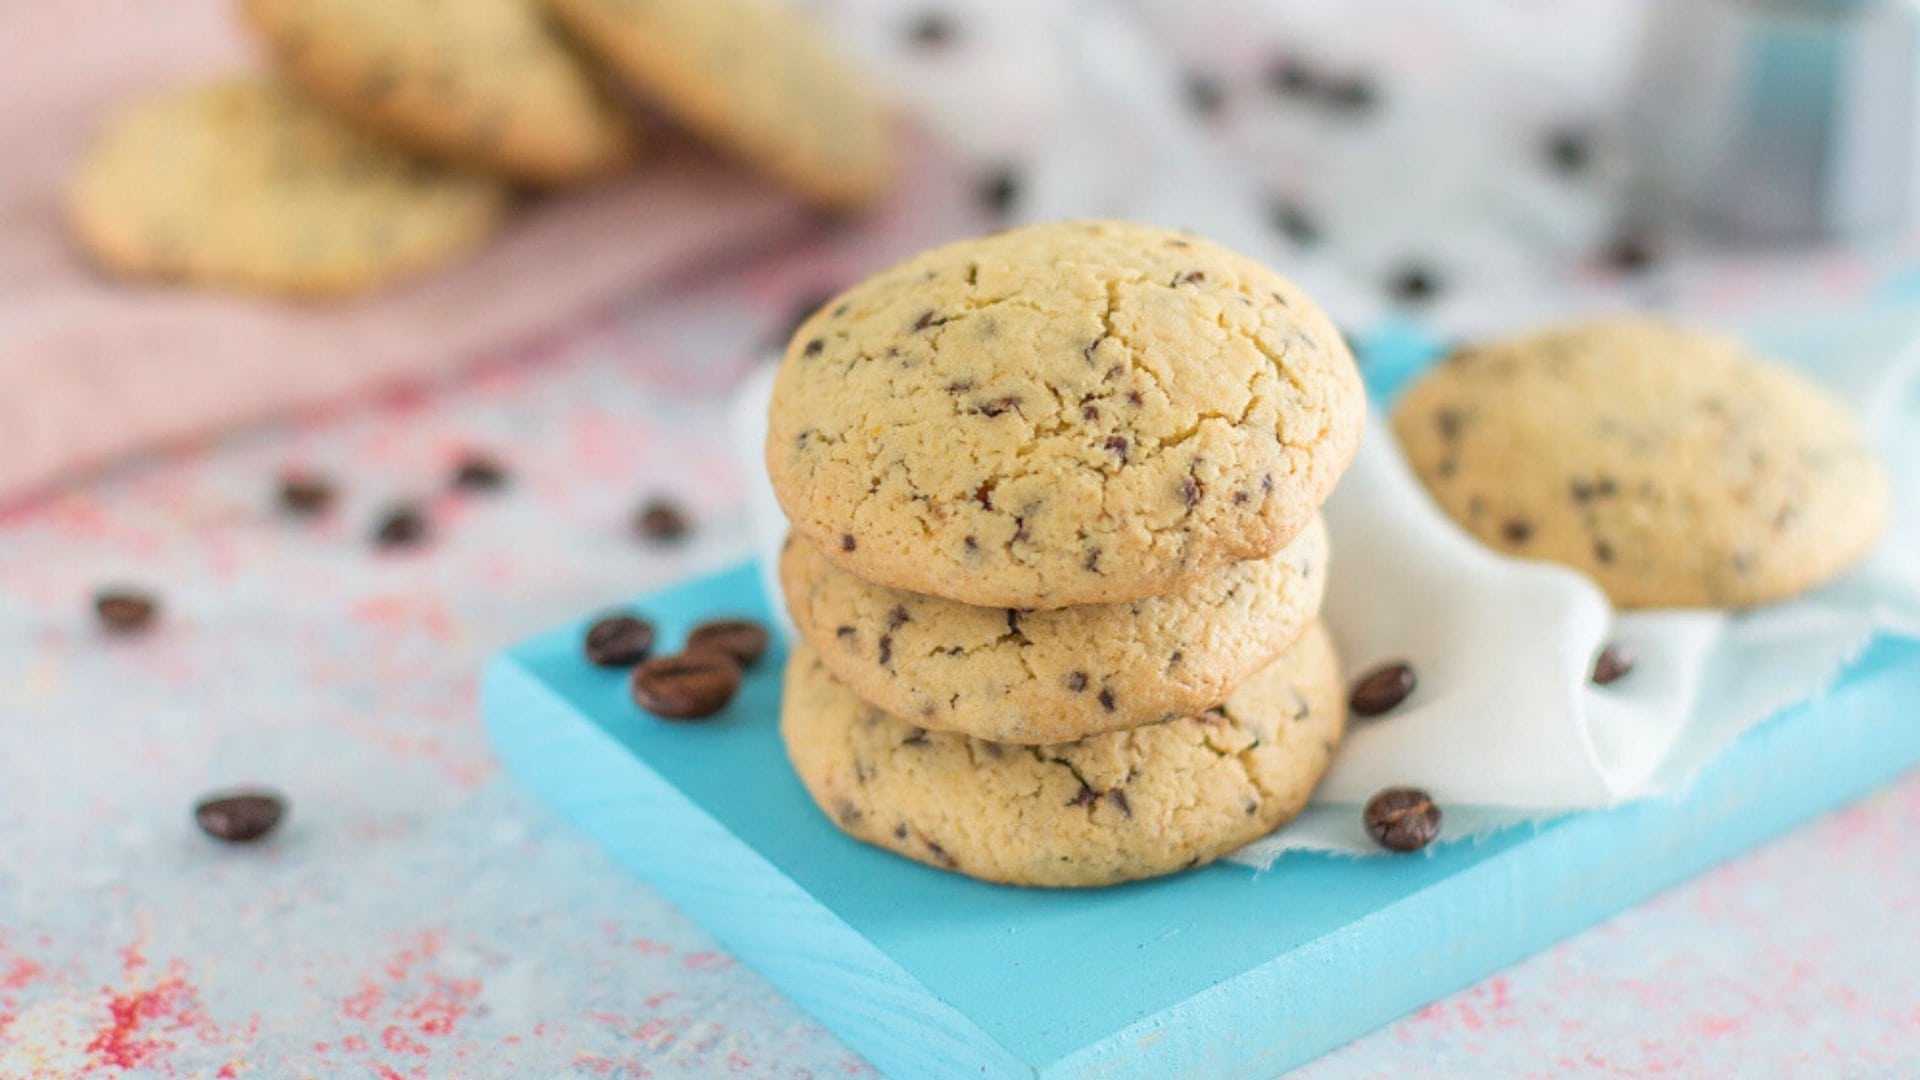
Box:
[731,305,1920,859]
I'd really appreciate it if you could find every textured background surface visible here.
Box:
[5,0,1920,1075]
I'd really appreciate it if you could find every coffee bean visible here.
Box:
[1544,127,1592,175]
[1349,661,1415,717]
[1387,263,1441,303]
[906,10,955,48]
[1266,197,1320,246]
[1604,231,1658,273]
[372,503,429,549]
[277,470,335,515]
[1182,71,1225,118]
[977,167,1021,219]
[1364,787,1440,853]
[194,790,286,843]
[1591,643,1636,685]
[633,498,690,543]
[1321,73,1380,113]
[449,452,508,492]
[1265,56,1317,99]
[94,588,159,634]
[631,652,741,720]
[584,614,656,668]
[686,618,770,669]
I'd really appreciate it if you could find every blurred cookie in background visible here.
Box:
[546,0,895,208]
[67,78,511,297]
[1393,319,1889,609]
[241,0,639,187]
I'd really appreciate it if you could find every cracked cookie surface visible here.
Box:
[766,220,1364,609]
[547,0,892,207]
[780,621,1345,888]
[243,0,637,185]
[779,515,1327,744]
[68,78,510,296]
[1393,319,1888,608]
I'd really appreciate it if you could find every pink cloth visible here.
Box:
[0,1,812,506]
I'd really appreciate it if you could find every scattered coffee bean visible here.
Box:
[1603,231,1658,273]
[450,452,508,492]
[1321,73,1380,113]
[94,587,159,634]
[1387,263,1441,303]
[277,470,335,515]
[1544,127,1592,175]
[906,9,955,48]
[631,651,741,720]
[1265,56,1317,98]
[1364,787,1441,853]
[1349,661,1416,717]
[977,167,1021,219]
[1182,71,1225,118]
[194,790,286,843]
[1591,642,1637,685]
[372,502,429,549]
[584,614,656,668]
[633,498,691,543]
[1266,197,1320,246]
[686,618,770,669]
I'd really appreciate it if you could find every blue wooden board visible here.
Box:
[483,563,1920,1079]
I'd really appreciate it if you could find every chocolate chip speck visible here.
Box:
[1108,789,1132,817]
[840,533,857,552]
[1097,688,1116,712]
[1502,519,1534,545]
[802,338,824,357]
[1065,671,1089,693]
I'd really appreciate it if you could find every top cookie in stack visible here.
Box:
[767,220,1365,613]
[766,221,1365,886]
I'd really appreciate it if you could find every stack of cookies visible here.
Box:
[67,0,892,297]
[766,221,1367,887]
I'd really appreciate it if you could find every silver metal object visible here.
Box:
[1629,0,1920,244]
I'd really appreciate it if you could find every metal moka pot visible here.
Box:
[1629,0,1920,244]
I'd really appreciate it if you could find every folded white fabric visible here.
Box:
[734,306,1920,860]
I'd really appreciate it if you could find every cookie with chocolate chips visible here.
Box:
[779,622,1346,888]
[1393,319,1887,608]
[68,78,510,296]
[779,516,1328,744]
[545,0,893,208]
[767,220,1365,610]
[242,0,637,185]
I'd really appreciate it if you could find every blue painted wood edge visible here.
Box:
[483,560,1920,1079]
[483,655,1038,1079]
[1052,634,1920,1079]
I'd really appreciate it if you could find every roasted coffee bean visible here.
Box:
[450,453,508,492]
[686,618,770,668]
[584,614,656,668]
[1388,263,1441,303]
[1591,643,1637,685]
[633,498,690,543]
[1349,661,1416,717]
[94,588,159,634]
[906,9,955,48]
[977,167,1021,219]
[277,470,335,515]
[631,652,741,720]
[194,790,286,843]
[1364,787,1440,853]
[372,503,429,548]
[1604,232,1658,273]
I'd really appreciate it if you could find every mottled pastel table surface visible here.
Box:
[2,264,1918,1079]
